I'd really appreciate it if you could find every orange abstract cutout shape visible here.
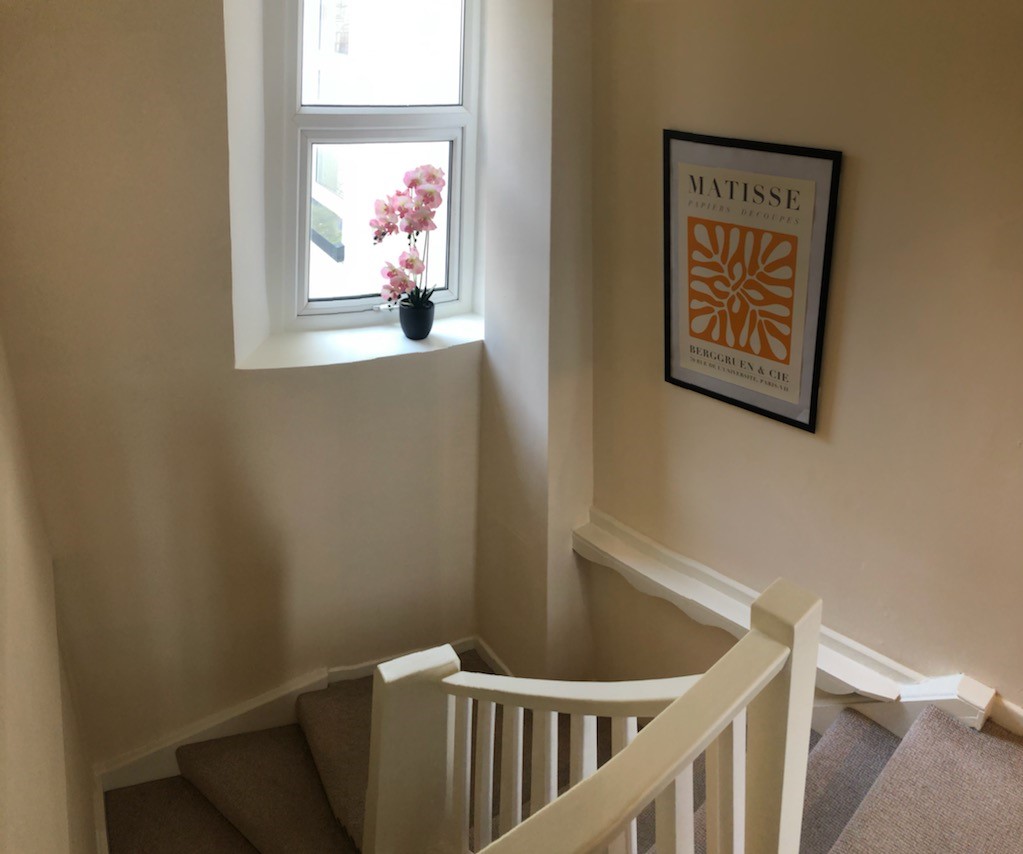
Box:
[687,217,797,365]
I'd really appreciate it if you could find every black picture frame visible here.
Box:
[663,130,841,432]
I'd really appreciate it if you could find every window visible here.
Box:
[264,0,480,330]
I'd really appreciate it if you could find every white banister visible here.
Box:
[529,710,558,815]
[478,630,789,852]
[609,716,639,854]
[365,580,820,854]
[442,672,701,717]
[477,580,820,854]
[499,705,524,835]
[569,713,598,785]
[744,580,821,854]
[655,766,696,854]
[705,710,746,854]
[363,645,462,854]
[448,695,472,852]
[474,699,497,849]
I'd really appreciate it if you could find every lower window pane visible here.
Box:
[308,140,451,302]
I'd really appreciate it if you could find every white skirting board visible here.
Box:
[812,674,996,739]
[95,635,502,797]
[91,637,497,853]
[95,668,331,793]
[988,695,1023,733]
[573,507,1002,738]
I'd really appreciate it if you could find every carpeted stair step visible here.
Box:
[642,727,824,854]
[297,647,494,848]
[797,708,899,853]
[831,705,1023,854]
[296,677,374,849]
[105,776,257,854]
[177,724,356,854]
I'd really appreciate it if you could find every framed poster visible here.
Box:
[664,130,841,432]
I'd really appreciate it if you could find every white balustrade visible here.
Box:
[529,710,558,816]
[655,766,696,854]
[609,716,639,854]
[499,706,524,835]
[362,579,821,854]
[473,699,496,849]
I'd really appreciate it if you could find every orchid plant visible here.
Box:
[371,164,446,309]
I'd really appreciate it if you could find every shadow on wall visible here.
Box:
[476,350,549,677]
[53,383,289,764]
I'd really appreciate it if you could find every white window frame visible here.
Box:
[263,0,481,333]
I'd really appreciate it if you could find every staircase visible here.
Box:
[105,689,1023,853]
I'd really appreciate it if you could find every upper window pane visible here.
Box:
[302,0,464,107]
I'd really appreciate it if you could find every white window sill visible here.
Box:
[236,313,484,370]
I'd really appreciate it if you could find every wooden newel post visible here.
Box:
[744,580,822,854]
[363,645,462,854]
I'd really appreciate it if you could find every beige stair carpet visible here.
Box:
[176,724,356,854]
[297,647,493,849]
[798,709,899,853]
[104,776,257,854]
[831,706,1023,854]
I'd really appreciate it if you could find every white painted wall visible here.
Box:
[0,1,479,766]
[547,0,597,679]
[475,0,596,679]
[591,0,1023,698]
[0,328,95,853]
[475,0,556,676]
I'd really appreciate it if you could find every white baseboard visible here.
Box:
[470,634,514,676]
[96,636,504,796]
[988,695,1023,735]
[813,673,997,738]
[575,507,1002,737]
[95,668,329,792]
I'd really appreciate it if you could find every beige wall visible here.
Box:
[592,0,1023,695]
[546,0,597,679]
[61,664,99,854]
[0,328,95,853]
[476,0,597,679]
[476,0,555,676]
[0,1,479,765]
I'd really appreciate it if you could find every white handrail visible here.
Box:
[478,631,788,853]
[363,578,821,854]
[440,671,702,717]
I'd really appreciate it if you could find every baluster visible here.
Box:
[449,696,472,852]
[500,705,524,835]
[569,713,598,785]
[608,717,639,854]
[655,765,695,854]
[530,709,558,816]
[474,700,496,849]
[705,710,747,854]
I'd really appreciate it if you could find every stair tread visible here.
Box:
[177,724,356,854]
[799,709,899,853]
[105,776,257,854]
[296,677,374,849]
[831,706,1023,854]
[640,727,822,854]
[297,647,494,848]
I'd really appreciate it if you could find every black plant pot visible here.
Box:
[399,302,435,340]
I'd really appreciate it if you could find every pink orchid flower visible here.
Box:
[404,164,446,190]
[399,248,426,276]
[414,184,443,210]
[381,262,414,301]
[389,191,416,217]
[403,206,437,233]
